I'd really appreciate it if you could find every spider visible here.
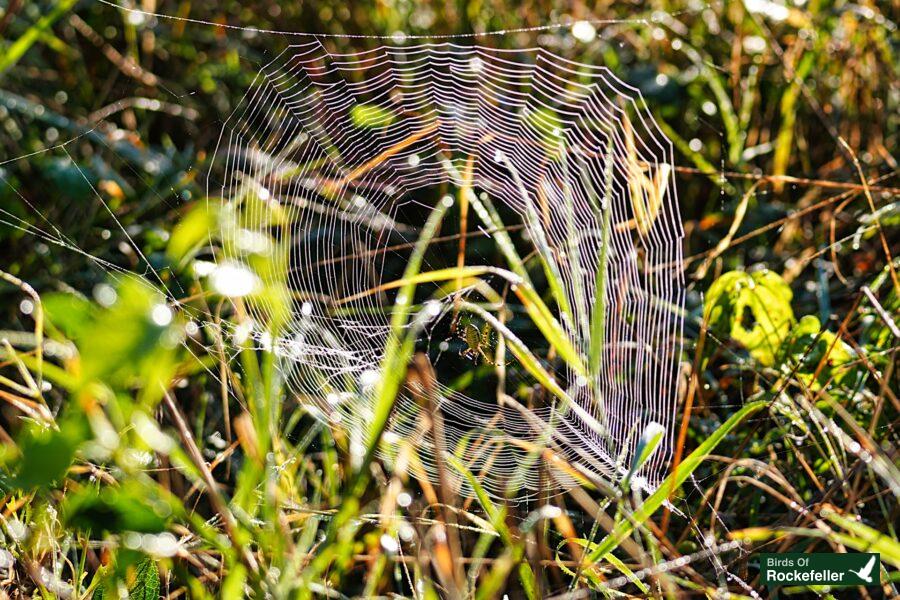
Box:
[458,317,505,366]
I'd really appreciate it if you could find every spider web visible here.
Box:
[210,41,684,498]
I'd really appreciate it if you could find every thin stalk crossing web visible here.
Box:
[210,42,684,499]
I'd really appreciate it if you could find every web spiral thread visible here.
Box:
[211,42,684,498]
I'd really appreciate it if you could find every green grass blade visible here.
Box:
[341,264,586,378]
[367,197,454,468]
[558,139,590,342]
[587,153,613,380]
[511,283,587,377]
[442,158,532,286]
[0,0,78,76]
[298,197,453,594]
[820,507,900,567]
[501,151,576,334]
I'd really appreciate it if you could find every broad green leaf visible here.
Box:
[92,558,160,600]
[704,270,794,365]
[43,291,95,340]
[779,315,858,387]
[76,278,182,405]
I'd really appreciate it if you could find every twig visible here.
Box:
[161,388,259,574]
[694,181,761,280]
[408,353,465,597]
[333,122,440,188]
[838,137,900,295]
[671,165,900,195]
[681,169,898,270]
[0,269,43,395]
[68,14,160,87]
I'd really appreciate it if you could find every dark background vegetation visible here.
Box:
[0,0,897,598]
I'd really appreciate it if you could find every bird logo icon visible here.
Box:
[848,555,877,583]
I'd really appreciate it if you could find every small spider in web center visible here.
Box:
[457,317,506,366]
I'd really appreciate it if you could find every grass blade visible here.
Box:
[0,0,78,76]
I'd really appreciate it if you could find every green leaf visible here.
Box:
[11,422,80,489]
[350,103,395,128]
[779,315,858,387]
[704,270,794,365]
[64,482,173,534]
[128,559,160,600]
[92,558,160,600]
[77,278,182,404]
[43,292,95,340]
[167,202,218,268]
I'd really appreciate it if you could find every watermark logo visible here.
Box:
[759,553,880,587]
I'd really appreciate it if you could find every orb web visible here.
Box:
[210,42,684,498]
